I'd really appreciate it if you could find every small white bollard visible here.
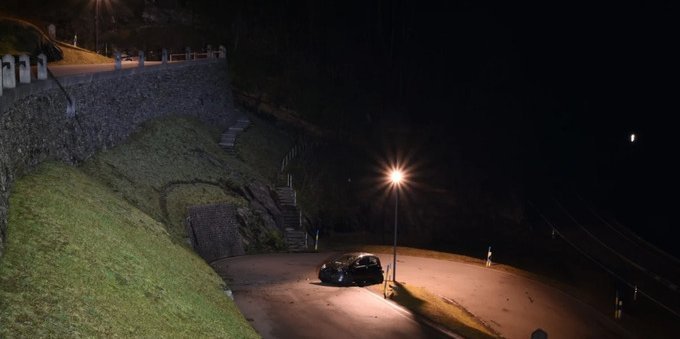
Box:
[18,54,30,84]
[219,45,226,59]
[138,51,145,67]
[614,290,623,320]
[114,51,122,70]
[486,246,492,267]
[48,24,56,40]
[185,47,191,61]
[2,55,16,89]
[37,54,47,80]
[162,48,168,64]
[314,229,319,251]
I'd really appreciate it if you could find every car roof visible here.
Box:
[334,252,378,262]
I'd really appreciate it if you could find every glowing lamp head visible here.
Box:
[390,169,403,185]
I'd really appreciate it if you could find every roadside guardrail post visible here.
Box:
[219,45,226,59]
[37,54,47,80]
[138,51,145,67]
[18,54,30,84]
[486,246,492,267]
[162,48,168,64]
[114,51,122,70]
[2,55,16,89]
[206,44,213,59]
[185,47,191,61]
[314,229,319,251]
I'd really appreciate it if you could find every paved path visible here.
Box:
[212,253,449,339]
[46,61,164,77]
[372,253,633,339]
[213,252,634,339]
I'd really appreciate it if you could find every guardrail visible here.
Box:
[1,44,227,100]
[169,51,221,62]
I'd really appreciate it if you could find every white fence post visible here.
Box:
[37,54,47,80]
[486,246,492,267]
[138,51,145,67]
[114,51,122,70]
[18,54,30,84]
[2,55,16,89]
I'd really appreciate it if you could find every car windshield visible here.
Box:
[333,254,358,265]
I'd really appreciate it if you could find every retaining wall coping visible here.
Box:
[1,58,225,114]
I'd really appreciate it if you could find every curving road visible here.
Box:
[212,253,450,339]
[212,252,633,339]
[46,60,164,77]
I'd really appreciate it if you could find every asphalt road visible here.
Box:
[212,253,450,339]
[212,252,633,339]
[46,61,164,77]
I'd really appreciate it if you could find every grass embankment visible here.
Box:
[385,282,498,339]
[0,16,110,65]
[50,42,112,65]
[0,116,294,336]
[80,117,272,244]
[0,162,258,337]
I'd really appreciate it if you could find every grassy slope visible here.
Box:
[80,117,259,243]
[0,116,295,336]
[236,116,293,182]
[388,283,498,339]
[0,162,258,337]
[51,42,112,65]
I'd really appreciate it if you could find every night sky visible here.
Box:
[306,1,676,250]
[1,0,676,251]
[375,0,677,248]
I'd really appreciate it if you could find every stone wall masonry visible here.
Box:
[0,59,236,257]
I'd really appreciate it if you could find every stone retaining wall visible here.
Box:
[0,59,235,257]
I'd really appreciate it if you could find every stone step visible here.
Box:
[284,230,308,252]
[220,136,236,144]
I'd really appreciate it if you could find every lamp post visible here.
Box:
[94,0,100,53]
[390,169,403,282]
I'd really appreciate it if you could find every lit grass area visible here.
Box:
[386,282,498,339]
[235,115,293,182]
[50,42,112,65]
[164,183,249,241]
[0,162,259,337]
[80,117,258,242]
[327,241,556,284]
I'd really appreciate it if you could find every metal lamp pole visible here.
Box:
[95,0,100,54]
[392,184,399,282]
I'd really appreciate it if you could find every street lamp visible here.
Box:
[94,0,100,53]
[390,168,403,282]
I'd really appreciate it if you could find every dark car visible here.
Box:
[318,252,384,286]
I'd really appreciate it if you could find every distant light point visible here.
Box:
[630,133,636,143]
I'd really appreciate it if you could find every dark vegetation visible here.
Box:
[0,1,675,336]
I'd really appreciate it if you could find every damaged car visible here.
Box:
[318,252,384,286]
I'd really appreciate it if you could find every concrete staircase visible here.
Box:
[275,177,308,251]
[219,117,251,152]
